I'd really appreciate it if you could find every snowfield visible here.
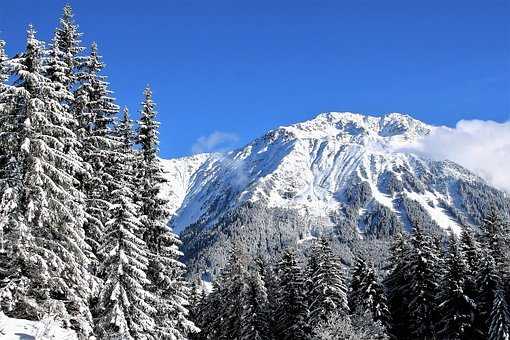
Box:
[0,313,77,340]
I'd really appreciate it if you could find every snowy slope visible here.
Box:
[0,313,77,340]
[162,112,482,235]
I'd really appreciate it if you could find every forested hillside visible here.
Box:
[190,213,510,339]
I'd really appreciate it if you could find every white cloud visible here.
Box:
[191,131,239,155]
[400,119,510,192]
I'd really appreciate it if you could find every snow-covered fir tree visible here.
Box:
[191,280,223,340]
[383,232,413,339]
[437,234,478,339]
[74,42,120,264]
[240,270,270,340]
[45,5,86,213]
[1,25,93,335]
[349,256,391,333]
[480,207,510,288]
[308,237,349,325]
[255,255,279,338]
[460,229,483,290]
[349,256,366,311]
[95,108,156,339]
[489,288,510,340]
[43,33,82,159]
[136,86,197,339]
[0,39,9,99]
[275,248,309,340]
[0,38,12,195]
[407,226,441,340]
[476,249,503,337]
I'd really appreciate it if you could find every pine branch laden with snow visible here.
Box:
[489,288,510,340]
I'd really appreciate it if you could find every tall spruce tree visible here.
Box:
[480,207,510,289]
[137,85,197,339]
[309,237,349,326]
[191,281,223,340]
[275,248,309,340]
[437,234,478,339]
[460,228,483,291]
[75,43,120,266]
[349,256,391,332]
[407,226,441,340]
[256,256,279,339]
[2,25,92,334]
[241,270,271,340]
[0,38,12,197]
[476,249,502,337]
[383,232,413,339]
[0,39,7,83]
[95,108,156,339]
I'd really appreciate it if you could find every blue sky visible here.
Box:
[1,0,509,158]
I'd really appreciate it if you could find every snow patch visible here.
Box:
[0,313,77,340]
[405,191,461,234]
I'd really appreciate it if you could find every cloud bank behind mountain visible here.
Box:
[400,119,510,193]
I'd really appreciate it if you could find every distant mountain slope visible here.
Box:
[160,112,510,278]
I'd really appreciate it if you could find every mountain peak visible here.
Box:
[272,111,432,146]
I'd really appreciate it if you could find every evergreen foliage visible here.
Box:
[407,226,441,339]
[275,249,309,340]
[383,232,412,339]
[241,271,271,340]
[0,24,93,335]
[308,237,349,324]
[137,86,198,339]
[437,234,478,339]
[349,256,391,332]
[0,6,196,338]
[489,288,510,340]
[95,108,156,339]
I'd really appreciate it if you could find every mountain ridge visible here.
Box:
[162,112,483,233]
[159,112,509,278]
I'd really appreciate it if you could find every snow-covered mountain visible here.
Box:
[161,112,509,277]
